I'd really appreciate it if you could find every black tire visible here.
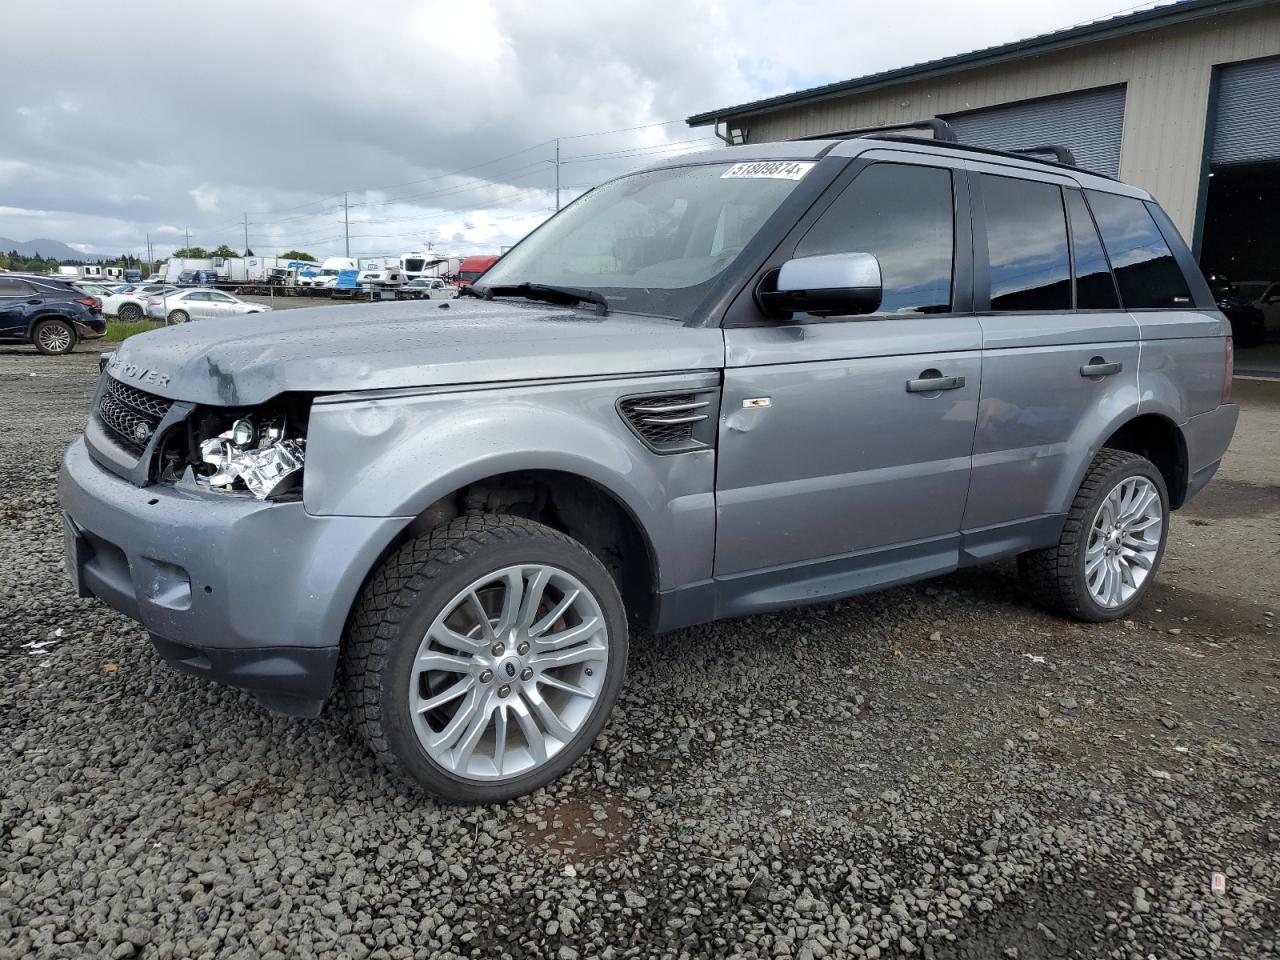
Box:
[117,302,143,321]
[1018,449,1169,622]
[32,318,77,356]
[342,515,628,803]
[167,309,189,325]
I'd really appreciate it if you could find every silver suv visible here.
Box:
[60,130,1238,802]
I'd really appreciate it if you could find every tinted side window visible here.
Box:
[0,278,33,297]
[1085,190,1192,309]
[796,163,953,315]
[1065,190,1119,309]
[981,175,1071,312]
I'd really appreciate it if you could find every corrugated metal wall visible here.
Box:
[945,86,1126,176]
[728,4,1280,242]
[1212,55,1280,164]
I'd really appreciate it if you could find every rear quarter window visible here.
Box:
[1085,190,1192,309]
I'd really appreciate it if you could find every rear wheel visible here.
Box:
[1018,449,1168,622]
[343,515,628,803]
[33,318,76,356]
[167,309,190,324]
[117,302,143,321]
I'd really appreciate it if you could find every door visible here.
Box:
[0,277,37,338]
[716,158,981,616]
[184,292,213,318]
[207,292,238,316]
[962,163,1139,549]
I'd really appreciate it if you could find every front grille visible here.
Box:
[97,375,174,455]
[619,393,713,452]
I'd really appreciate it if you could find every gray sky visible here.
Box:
[1,0,1154,260]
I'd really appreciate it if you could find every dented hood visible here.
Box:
[105,298,725,406]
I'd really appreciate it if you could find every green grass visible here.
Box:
[104,319,165,342]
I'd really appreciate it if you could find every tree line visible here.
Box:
[168,246,317,261]
[1,246,319,274]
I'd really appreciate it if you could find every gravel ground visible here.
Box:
[2,345,1277,960]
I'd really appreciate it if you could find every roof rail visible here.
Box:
[792,118,958,143]
[791,119,1111,180]
[1009,144,1077,166]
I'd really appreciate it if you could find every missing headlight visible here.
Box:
[161,397,311,499]
[198,429,305,499]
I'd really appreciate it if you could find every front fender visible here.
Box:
[302,373,721,590]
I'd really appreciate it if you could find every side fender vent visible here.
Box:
[618,391,717,454]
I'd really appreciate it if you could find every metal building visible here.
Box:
[687,0,1280,349]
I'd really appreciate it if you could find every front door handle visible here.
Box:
[1080,359,1122,378]
[906,372,966,393]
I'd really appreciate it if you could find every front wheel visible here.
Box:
[343,515,628,803]
[1018,449,1169,622]
[33,318,77,355]
[167,309,190,325]
[117,302,143,321]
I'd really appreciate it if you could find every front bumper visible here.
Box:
[59,437,406,715]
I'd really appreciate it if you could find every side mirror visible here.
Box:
[756,252,882,321]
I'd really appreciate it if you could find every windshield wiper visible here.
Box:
[481,282,609,315]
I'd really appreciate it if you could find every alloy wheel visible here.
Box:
[410,564,609,781]
[1085,475,1163,608]
[37,324,72,353]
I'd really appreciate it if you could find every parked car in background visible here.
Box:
[399,277,459,300]
[176,270,219,287]
[145,288,271,323]
[0,273,105,354]
[104,285,178,320]
[72,281,119,300]
[1237,279,1280,339]
[1207,275,1264,347]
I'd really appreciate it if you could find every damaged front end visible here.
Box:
[153,395,312,500]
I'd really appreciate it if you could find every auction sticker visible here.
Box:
[721,161,815,180]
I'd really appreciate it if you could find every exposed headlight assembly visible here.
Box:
[197,416,305,499]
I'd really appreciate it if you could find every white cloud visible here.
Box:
[189,184,221,214]
[0,0,1158,259]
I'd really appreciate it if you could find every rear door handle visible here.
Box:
[1080,360,1122,378]
[906,373,966,393]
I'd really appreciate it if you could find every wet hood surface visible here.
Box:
[105,298,725,406]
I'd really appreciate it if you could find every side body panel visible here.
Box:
[717,319,982,578]
[0,282,29,338]
[963,162,1142,540]
[304,372,722,591]
[1135,310,1231,423]
[964,319,1141,531]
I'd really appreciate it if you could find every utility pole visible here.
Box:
[184,228,190,253]
[243,212,250,255]
[145,232,152,274]
[555,138,561,211]
[343,192,350,258]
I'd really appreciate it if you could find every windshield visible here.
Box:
[480,161,810,322]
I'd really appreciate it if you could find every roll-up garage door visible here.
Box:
[945,86,1126,176]
[1212,56,1280,165]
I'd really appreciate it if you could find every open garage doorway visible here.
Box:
[1199,57,1280,379]
[1200,162,1280,375]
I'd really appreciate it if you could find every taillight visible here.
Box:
[1222,337,1233,404]
[75,297,99,308]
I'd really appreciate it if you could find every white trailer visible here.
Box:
[399,251,460,280]
[220,257,321,284]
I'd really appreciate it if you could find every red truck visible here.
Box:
[455,254,500,287]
